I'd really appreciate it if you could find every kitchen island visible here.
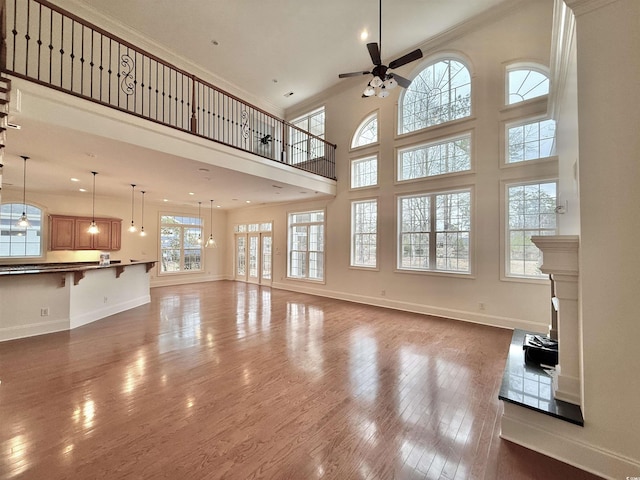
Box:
[0,261,155,342]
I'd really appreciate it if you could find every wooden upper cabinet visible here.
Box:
[49,215,122,251]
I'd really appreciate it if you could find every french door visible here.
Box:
[235,233,272,285]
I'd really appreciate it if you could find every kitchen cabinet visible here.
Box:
[49,215,122,251]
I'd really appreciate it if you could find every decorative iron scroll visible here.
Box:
[241,110,250,141]
[120,54,135,95]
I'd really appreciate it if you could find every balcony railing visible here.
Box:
[0,0,336,180]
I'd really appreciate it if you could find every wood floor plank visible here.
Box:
[0,281,602,479]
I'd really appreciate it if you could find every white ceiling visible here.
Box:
[3,0,511,210]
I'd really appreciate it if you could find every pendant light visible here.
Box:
[128,184,137,232]
[16,155,30,228]
[197,201,202,244]
[87,171,99,234]
[139,190,147,236]
[205,199,217,248]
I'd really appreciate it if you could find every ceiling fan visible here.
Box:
[338,0,423,98]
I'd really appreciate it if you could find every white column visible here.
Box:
[532,235,581,406]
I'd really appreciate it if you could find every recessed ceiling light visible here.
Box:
[70,178,80,182]
[79,188,87,192]
[216,205,221,208]
[245,200,251,204]
[188,192,195,196]
[360,29,369,41]
[163,199,169,202]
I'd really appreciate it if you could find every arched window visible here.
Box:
[0,203,44,258]
[351,112,378,148]
[507,66,549,105]
[399,58,471,134]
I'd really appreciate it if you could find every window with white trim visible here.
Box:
[351,199,377,268]
[507,118,556,164]
[351,155,378,189]
[0,203,43,258]
[160,215,203,273]
[507,67,549,105]
[398,189,471,273]
[399,59,471,134]
[290,107,325,164]
[506,181,557,278]
[351,112,378,148]
[288,210,325,281]
[398,133,471,181]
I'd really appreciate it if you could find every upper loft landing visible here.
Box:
[0,0,336,185]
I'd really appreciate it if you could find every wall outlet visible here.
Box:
[40,307,49,316]
[479,302,486,311]
[103,296,108,304]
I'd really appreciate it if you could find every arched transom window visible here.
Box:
[351,112,378,149]
[399,59,471,134]
[507,67,549,105]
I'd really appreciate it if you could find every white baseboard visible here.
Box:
[151,274,226,289]
[70,295,150,329]
[501,402,640,479]
[0,319,70,342]
[270,281,547,332]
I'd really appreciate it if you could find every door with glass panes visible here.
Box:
[235,232,271,285]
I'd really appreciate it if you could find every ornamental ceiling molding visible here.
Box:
[564,0,619,17]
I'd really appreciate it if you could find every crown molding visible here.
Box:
[548,0,576,120]
[564,0,619,17]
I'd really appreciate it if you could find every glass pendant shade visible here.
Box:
[206,199,217,248]
[383,77,398,89]
[363,85,375,97]
[128,184,137,232]
[88,171,99,234]
[370,75,383,88]
[197,201,203,244]
[377,87,390,98]
[16,156,31,228]
[139,191,146,236]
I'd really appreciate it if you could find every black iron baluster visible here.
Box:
[161,63,165,122]
[59,10,63,87]
[89,28,94,98]
[140,55,144,116]
[80,25,84,95]
[154,60,158,120]
[47,5,51,83]
[147,57,152,120]
[167,67,171,126]
[11,0,17,72]
[23,0,30,75]
[98,34,103,102]
[36,2,42,80]
[69,19,74,90]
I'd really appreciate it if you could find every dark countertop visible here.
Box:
[0,260,155,277]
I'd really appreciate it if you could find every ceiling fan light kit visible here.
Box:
[339,0,423,98]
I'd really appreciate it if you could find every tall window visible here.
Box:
[288,210,325,281]
[351,155,378,189]
[399,59,471,134]
[507,118,556,163]
[290,107,325,164]
[0,203,43,258]
[506,181,557,278]
[160,215,203,273]
[507,67,549,105]
[398,133,471,181]
[398,190,471,273]
[351,199,377,268]
[351,112,378,148]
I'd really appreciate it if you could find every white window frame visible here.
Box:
[505,64,550,106]
[0,202,44,260]
[287,209,325,282]
[397,188,473,275]
[397,131,473,183]
[398,57,472,135]
[289,107,325,165]
[351,111,378,150]
[350,154,378,190]
[503,179,558,280]
[351,198,378,269]
[159,214,204,274]
[503,116,557,166]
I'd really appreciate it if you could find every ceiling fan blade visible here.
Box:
[390,73,412,89]
[367,42,382,66]
[339,71,371,79]
[388,49,423,70]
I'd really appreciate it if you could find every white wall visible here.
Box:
[228,0,557,333]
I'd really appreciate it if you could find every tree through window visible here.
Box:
[399,59,471,134]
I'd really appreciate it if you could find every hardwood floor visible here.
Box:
[0,281,601,479]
